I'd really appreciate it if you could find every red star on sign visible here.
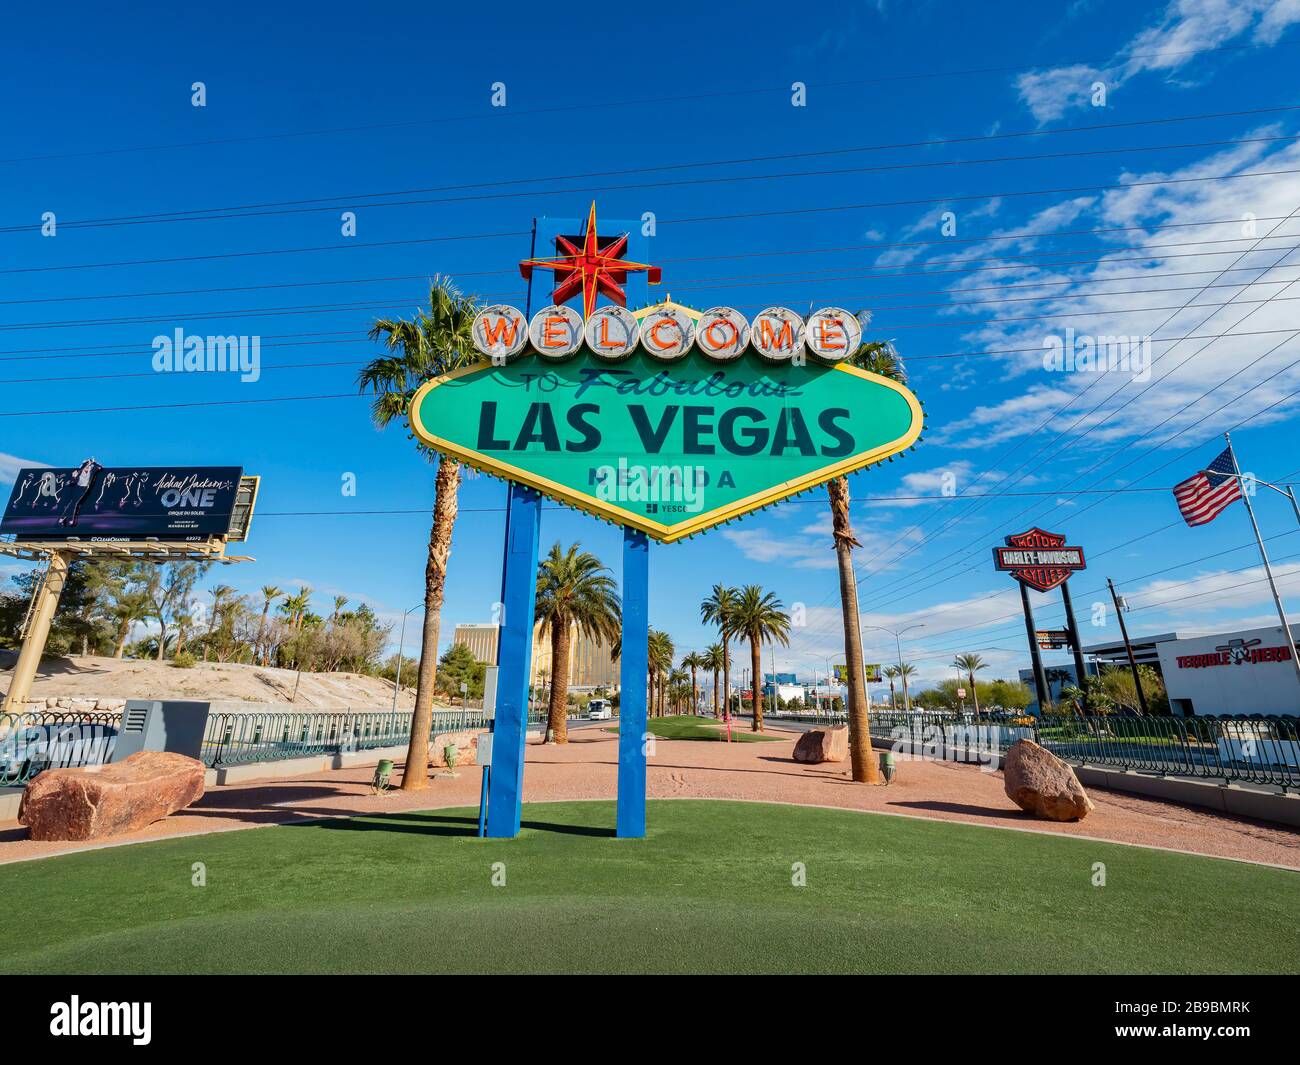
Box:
[519,202,661,317]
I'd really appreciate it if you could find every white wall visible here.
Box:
[1157,623,1300,715]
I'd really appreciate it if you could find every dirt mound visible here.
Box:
[0,654,419,710]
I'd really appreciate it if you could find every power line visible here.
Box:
[4,167,1296,285]
[839,219,1300,599]
[1,212,1278,280]
[779,239,1300,630]
[11,132,1296,234]
[7,272,1298,335]
[5,219,1289,307]
[6,53,1294,166]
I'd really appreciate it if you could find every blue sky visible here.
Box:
[3,0,1300,690]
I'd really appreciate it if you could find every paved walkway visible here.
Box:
[2,724,1297,867]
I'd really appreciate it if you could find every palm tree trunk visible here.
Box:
[712,670,720,717]
[546,624,572,743]
[828,475,880,783]
[114,619,130,659]
[400,455,459,790]
[722,640,731,721]
[750,637,763,731]
[970,670,982,720]
[256,604,270,665]
[155,624,167,661]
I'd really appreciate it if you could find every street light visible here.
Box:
[862,623,925,712]
[392,603,424,712]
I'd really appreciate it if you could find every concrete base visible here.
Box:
[211,745,415,785]
[332,744,407,771]
[0,787,21,822]
[1072,764,1300,827]
[214,755,331,785]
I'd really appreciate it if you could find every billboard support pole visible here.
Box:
[1019,582,1050,714]
[616,528,649,838]
[485,482,542,838]
[1059,581,1089,712]
[2,550,70,711]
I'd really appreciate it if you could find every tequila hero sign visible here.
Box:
[409,349,922,542]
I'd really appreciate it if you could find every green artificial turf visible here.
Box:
[609,714,782,742]
[1,800,1295,974]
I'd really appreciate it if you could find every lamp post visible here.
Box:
[863,623,925,712]
[392,603,423,712]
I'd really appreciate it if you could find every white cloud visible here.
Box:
[0,452,48,485]
[722,517,923,570]
[1016,0,1300,122]
[926,133,1300,454]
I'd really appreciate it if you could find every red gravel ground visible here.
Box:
[2,723,1297,867]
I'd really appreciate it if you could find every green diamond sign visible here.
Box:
[409,349,922,543]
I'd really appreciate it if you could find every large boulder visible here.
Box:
[19,751,205,841]
[793,727,848,764]
[1003,739,1094,821]
[429,729,483,768]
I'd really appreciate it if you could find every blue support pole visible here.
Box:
[485,483,541,838]
[617,528,649,838]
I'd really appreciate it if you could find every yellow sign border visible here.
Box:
[408,358,923,544]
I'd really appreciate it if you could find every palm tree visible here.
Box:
[953,653,987,719]
[331,595,348,621]
[280,587,312,629]
[647,630,674,717]
[667,668,689,714]
[256,585,282,664]
[534,543,621,744]
[897,661,918,710]
[703,643,725,717]
[727,585,791,732]
[826,328,904,783]
[358,277,477,789]
[109,589,151,659]
[700,585,738,721]
[208,584,235,626]
[884,664,900,709]
[681,652,706,715]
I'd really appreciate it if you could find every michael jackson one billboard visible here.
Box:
[1,461,244,542]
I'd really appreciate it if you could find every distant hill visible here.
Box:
[0,654,431,711]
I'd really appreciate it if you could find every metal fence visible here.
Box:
[0,710,123,787]
[202,707,492,767]
[865,710,1300,789]
[11,704,1295,791]
[767,708,1300,788]
[0,707,494,784]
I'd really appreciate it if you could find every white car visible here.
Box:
[587,699,613,720]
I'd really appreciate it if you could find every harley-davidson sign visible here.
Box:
[993,528,1086,592]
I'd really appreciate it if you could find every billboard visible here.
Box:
[834,663,882,683]
[1,464,245,542]
[1036,629,1071,649]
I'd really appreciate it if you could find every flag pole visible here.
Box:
[1224,432,1300,687]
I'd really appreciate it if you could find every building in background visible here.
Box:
[451,622,618,691]
[1150,624,1299,716]
[1021,624,1300,715]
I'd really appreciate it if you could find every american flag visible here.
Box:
[1173,447,1242,527]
